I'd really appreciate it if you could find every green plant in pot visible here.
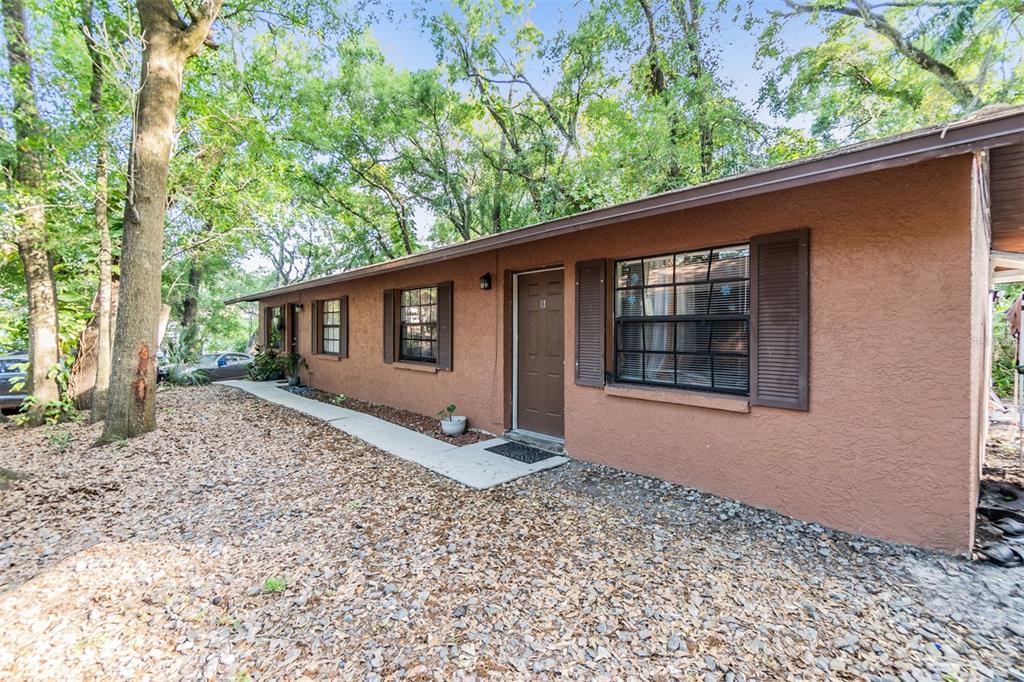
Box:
[437,403,466,436]
[282,352,307,386]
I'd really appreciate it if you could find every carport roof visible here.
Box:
[227,105,1024,304]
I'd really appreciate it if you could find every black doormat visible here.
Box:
[485,442,559,464]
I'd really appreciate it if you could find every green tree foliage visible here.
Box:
[758,0,1024,141]
[1,0,1021,375]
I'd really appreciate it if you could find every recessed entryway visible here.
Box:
[289,303,300,353]
[513,268,565,439]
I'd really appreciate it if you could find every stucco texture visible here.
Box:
[259,154,982,553]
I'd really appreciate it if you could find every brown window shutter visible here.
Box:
[437,281,453,371]
[383,289,395,363]
[751,229,809,410]
[339,296,349,359]
[575,259,606,387]
[310,300,320,354]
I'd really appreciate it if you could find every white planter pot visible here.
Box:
[440,416,467,436]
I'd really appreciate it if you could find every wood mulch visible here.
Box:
[987,421,1024,488]
[1,385,1021,680]
[282,385,491,446]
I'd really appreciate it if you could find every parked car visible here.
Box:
[186,352,253,381]
[0,352,27,412]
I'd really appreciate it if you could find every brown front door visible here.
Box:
[516,269,565,438]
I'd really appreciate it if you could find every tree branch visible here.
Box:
[783,0,975,106]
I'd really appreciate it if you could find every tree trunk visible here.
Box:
[92,142,113,420]
[179,219,211,353]
[82,0,113,421]
[2,0,60,424]
[180,258,202,356]
[181,261,201,330]
[671,0,713,181]
[103,0,222,441]
[68,280,119,410]
[638,0,685,183]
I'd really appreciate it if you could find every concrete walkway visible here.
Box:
[220,380,567,490]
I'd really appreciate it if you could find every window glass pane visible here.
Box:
[617,260,643,288]
[644,353,675,384]
[644,256,674,286]
[709,281,749,315]
[675,283,711,315]
[617,352,642,381]
[713,356,749,392]
[324,339,339,354]
[643,286,673,316]
[400,287,439,362]
[614,243,749,394]
[407,340,435,360]
[710,246,749,280]
[324,299,340,313]
[616,289,644,317]
[676,355,712,388]
[643,322,674,352]
[419,305,437,324]
[676,321,711,353]
[711,320,748,354]
[618,322,643,351]
[675,250,710,282]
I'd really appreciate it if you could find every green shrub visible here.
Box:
[12,357,81,426]
[246,346,285,381]
[163,324,202,366]
[165,365,210,387]
[993,284,1024,400]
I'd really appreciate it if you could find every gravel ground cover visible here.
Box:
[0,384,1022,681]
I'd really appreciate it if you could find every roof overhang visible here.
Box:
[228,106,1024,304]
[992,250,1024,284]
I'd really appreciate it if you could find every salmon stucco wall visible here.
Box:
[258,154,982,553]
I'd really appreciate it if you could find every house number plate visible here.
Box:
[540,299,547,309]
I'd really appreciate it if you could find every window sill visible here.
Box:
[310,353,344,361]
[604,383,750,413]
[393,361,438,373]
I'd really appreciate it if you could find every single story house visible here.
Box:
[230,107,1024,554]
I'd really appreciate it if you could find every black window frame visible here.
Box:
[399,286,439,363]
[613,242,751,395]
[266,305,285,350]
[319,298,343,355]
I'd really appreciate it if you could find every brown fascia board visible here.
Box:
[227,106,1024,304]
